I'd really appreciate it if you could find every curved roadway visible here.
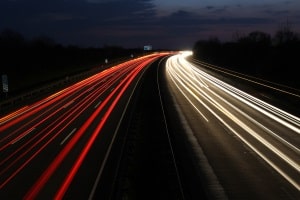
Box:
[162,52,300,199]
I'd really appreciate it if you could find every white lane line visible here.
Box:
[166,64,208,122]
[169,54,300,190]
[174,59,300,172]
[63,100,74,109]
[60,128,77,145]
[11,127,36,144]
[88,58,151,200]
[94,101,102,109]
[87,86,95,92]
[215,104,300,191]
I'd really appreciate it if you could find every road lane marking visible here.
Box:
[87,86,95,92]
[11,127,36,144]
[192,59,300,98]
[166,64,209,122]
[179,63,300,172]
[63,100,74,108]
[167,53,300,190]
[88,57,154,199]
[157,57,186,199]
[94,101,102,109]
[60,128,77,145]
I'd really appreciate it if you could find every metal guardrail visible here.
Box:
[0,56,137,114]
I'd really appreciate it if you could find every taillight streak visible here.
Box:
[0,56,157,191]
[0,61,118,131]
[55,60,152,199]
[0,61,138,188]
[0,60,139,146]
[0,79,109,188]
[0,76,102,150]
[0,82,87,133]
[24,56,159,199]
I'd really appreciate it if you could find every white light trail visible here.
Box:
[165,51,300,190]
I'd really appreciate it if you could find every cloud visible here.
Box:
[86,0,120,3]
[0,0,299,49]
[206,6,214,10]
[264,9,290,16]
[0,0,157,40]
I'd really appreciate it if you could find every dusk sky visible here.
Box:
[1,0,300,49]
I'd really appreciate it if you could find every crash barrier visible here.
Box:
[0,56,135,114]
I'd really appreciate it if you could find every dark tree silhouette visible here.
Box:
[0,29,25,48]
[273,22,299,46]
[0,29,144,95]
[193,28,300,89]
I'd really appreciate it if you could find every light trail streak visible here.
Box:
[188,62,300,132]
[0,103,65,152]
[0,72,108,150]
[63,100,74,109]
[166,52,300,191]
[0,59,121,130]
[94,101,102,109]
[10,127,36,145]
[60,128,77,146]
[167,57,300,156]
[0,106,29,124]
[192,59,300,98]
[166,62,209,121]
[0,58,140,188]
[0,58,139,148]
[0,88,69,126]
[54,59,154,200]
[181,52,300,129]
[0,53,171,198]
[23,55,163,199]
[0,83,106,188]
[174,52,300,133]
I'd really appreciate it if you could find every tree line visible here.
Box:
[193,25,300,89]
[0,29,143,95]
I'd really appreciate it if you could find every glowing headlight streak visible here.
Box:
[178,52,300,133]
[188,62,300,132]
[165,52,300,190]
[203,83,300,154]
[166,65,209,122]
[192,59,300,98]
[167,63,300,190]
[168,57,300,158]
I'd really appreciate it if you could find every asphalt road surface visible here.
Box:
[161,51,299,199]
[0,51,299,199]
[0,53,172,199]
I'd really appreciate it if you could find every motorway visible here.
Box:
[0,51,299,199]
[0,53,170,199]
[163,51,300,199]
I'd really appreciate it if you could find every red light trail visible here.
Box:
[0,53,170,199]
